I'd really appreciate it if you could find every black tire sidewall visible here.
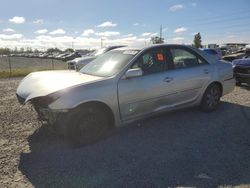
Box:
[236,81,241,86]
[66,106,110,147]
[201,84,221,112]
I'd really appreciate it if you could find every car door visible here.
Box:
[164,46,213,105]
[117,47,179,121]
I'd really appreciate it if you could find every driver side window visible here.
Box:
[132,48,167,75]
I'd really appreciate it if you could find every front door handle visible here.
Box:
[163,77,173,83]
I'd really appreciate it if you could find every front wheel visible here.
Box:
[200,84,221,112]
[67,106,111,147]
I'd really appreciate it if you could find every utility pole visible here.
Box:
[101,38,104,48]
[8,55,12,79]
[72,37,76,50]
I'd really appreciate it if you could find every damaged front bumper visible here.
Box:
[16,93,68,125]
[16,94,25,104]
[36,107,68,125]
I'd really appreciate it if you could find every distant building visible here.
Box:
[207,44,218,49]
[222,43,248,52]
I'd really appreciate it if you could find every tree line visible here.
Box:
[151,32,202,48]
[0,33,203,55]
[0,47,76,55]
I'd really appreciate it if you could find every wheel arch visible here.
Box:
[75,101,115,127]
[209,81,223,97]
[199,81,223,112]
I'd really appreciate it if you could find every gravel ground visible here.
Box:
[0,78,250,188]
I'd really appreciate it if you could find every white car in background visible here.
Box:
[67,45,126,70]
[200,48,222,60]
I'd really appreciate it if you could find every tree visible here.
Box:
[47,48,62,54]
[64,48,74,53]
[150,36,164,44]
[14,47,18,54]
[193,32,202,48]
[0,48,10,55]
[20,48,24,53]
[34,49,39,53]
[26,47,33,53]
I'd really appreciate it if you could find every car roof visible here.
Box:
[114,44,195,51]
[114,44,218,64]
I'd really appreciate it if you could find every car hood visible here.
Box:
[232,58,250,67]
[17,70,103,103]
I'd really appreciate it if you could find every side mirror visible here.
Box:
[124,68,143,79]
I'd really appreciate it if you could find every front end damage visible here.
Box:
[16,70,104,125]
[17,93,67,126]
[32,97,68,126]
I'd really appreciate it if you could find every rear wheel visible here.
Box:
[200,84,221,112]
[67,106,111,147]
[236,81,241,86]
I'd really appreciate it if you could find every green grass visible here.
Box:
[0,68,66,78]
[0,56,68,78]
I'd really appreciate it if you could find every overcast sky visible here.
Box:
[0,0,249,50]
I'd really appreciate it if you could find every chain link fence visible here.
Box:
[0,56,67,78]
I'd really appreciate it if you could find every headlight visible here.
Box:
[44,94,60,105]
[33,93,60,107]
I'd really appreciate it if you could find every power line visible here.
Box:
[166,27,250,39]
[183,15,250,28]
[190,9,250,22]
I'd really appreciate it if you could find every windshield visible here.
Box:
[79,50,138,77]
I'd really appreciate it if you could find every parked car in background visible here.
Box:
[61,51,81,61]
[220,47,228,56]
[16,44,235,146]
[67,56,95,70]
[232,48,250,85]
[67,45,126,70]
[55,52,70,60]
[233,58,250,85]
[223,50,245,62]
[200,48,222,60]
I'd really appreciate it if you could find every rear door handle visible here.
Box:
[204,69,210,74]
[163,77,173,83]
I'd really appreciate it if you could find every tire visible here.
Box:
[200,84,221,112]
[66,105,111,147]
[236,81,241,86]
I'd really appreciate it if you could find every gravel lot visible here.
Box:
[0,78,250,188]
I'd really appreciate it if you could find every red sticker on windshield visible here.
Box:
[157,53,164,61]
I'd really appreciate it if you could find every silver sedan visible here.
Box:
[16,44,235,146]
